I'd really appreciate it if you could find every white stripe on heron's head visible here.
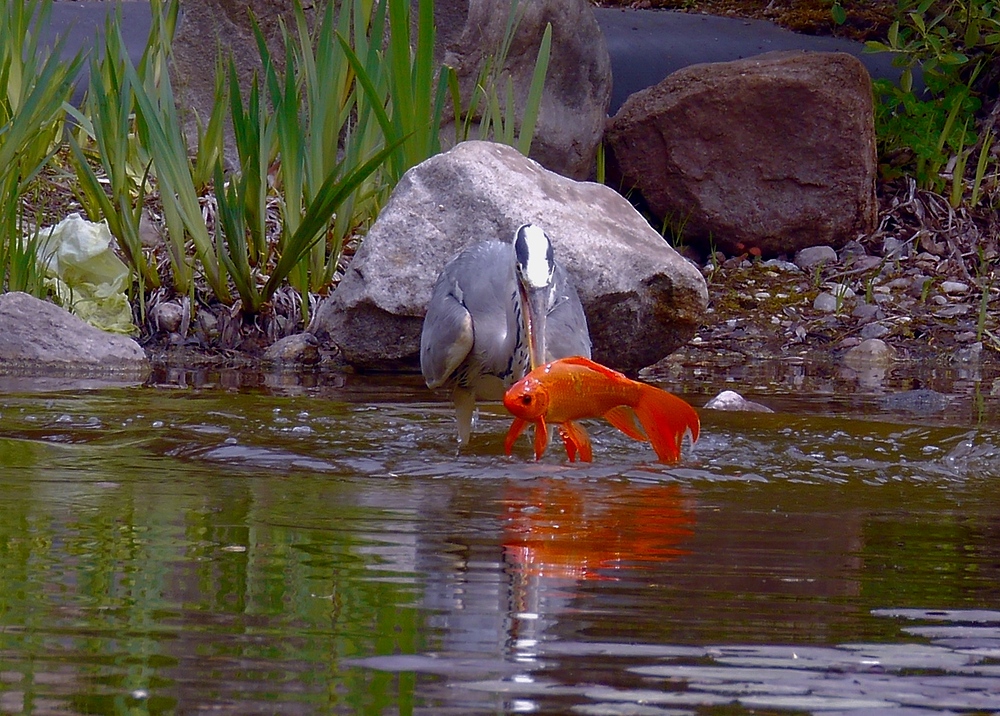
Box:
[514,224,554,289]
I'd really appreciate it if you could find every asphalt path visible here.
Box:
[595,7,911,113]
[40,1,151,105]
[39,3,909,116]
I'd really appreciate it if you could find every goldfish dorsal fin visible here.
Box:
[553,356,629,382]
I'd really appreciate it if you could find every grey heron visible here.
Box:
[420,224,592,443]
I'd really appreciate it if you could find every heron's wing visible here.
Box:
[420,274,475,389]
[420,241,516,389]
[545,263,592,360]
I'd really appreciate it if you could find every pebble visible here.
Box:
[823,283,855,299]
[852,302,879,321]
[882,235,911,259]
[934,305,969,318]
[702,390,774,413]
[954,342,983,363]
[813,292,840,312]
[762,259,802,273]
[794,245,838,271]
[860,323,890,340]
[843,338,896,367]
[838,240,868,261]
[262,333,321,366]
[941,281,970,294]
[881,389,950,414]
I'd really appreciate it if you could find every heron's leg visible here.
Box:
[453,387,476,444]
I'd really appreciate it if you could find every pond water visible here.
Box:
[1,360,999,715]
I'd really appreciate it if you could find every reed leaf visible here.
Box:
[125,0,229,301]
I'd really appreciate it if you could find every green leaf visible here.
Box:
[517,22,551,156]
[888,20,900,47]
[939,52,969,65]
[965,20,981,48]
[831,2,847,26]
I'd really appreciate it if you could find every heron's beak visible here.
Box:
[519,281,549,371]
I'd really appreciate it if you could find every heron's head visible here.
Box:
[513,224,555,370]
[514,224,555,291]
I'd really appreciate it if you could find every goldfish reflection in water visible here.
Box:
[503,480,697,582]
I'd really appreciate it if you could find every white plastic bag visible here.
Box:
[36,213,135,334]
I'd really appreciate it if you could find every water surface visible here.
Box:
[0,362,998,714]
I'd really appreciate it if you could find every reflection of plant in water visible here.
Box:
[502,479,696,580]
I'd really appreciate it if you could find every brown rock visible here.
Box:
[605,50,877,257]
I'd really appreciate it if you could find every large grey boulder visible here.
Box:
[311,140,707,373]
[170,0,610,180]
[605,50,878,257]
[435,0,612,179]
[0,292,149,376]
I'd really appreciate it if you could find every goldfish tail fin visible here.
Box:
[531,418,549,460]
[504,417,530,456]
[603,406,649,443]
[633,385,700,463]
[558,420,593,462]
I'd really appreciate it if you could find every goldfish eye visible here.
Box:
[520,395,533,406]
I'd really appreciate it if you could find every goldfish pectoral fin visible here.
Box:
[603,406,648,443]
[558,421,593,462]
[531,418,549,460]
[504,417,530,456]
[634,385,702,463]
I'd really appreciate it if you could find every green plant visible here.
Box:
[866,0,1000,200]
[974,247,994,341]
[831,1,847,25]
[446,0,552,153]
[68,8,158,295]
[212,0,392,318]
[0,0,82,296]
[127,0,229,302]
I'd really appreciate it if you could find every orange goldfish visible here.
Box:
[503,356,700,463]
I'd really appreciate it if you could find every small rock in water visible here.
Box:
[263,333,321,366]
[703,390,773,413]
[881,389,950,414]
[954,341,983,363]
[843,338,895,368]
